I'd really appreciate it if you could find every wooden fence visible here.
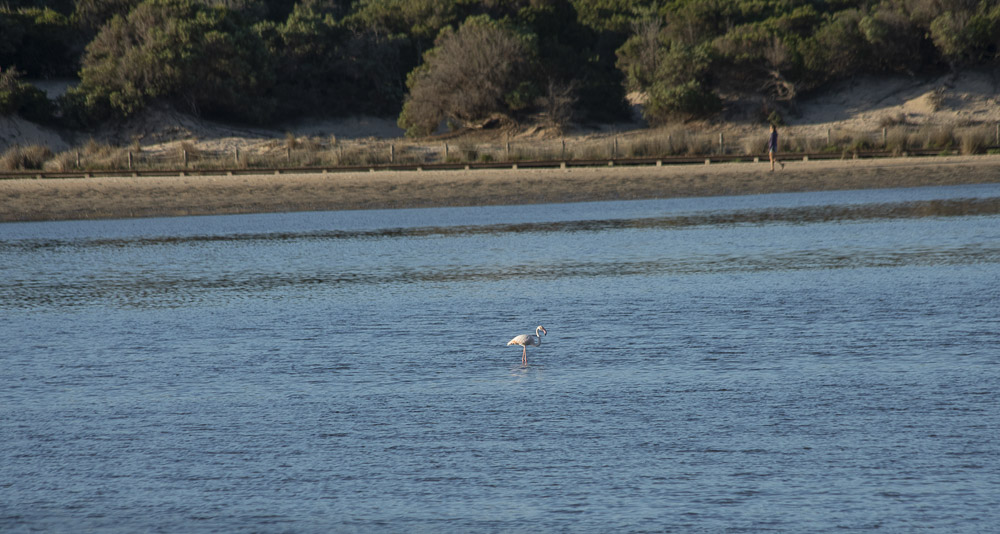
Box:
[2,124,999,179]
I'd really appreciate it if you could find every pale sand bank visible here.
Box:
[2,156,999,222]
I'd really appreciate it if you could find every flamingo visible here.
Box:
[507,326,547,364]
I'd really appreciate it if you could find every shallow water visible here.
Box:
[2,184,999,532]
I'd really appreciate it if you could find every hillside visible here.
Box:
[4,69,998,169]
[4,0,999,148]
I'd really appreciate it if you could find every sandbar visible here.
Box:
[2,156,999,222]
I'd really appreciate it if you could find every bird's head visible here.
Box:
[537,326,547,336]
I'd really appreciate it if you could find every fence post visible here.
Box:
[234,148,239,167]
[444,143,449,160]
[76,151,81,169]
[996,123,999,145]
[561,139,566,160]
[719,133,725,155]
[128,151,133,170]
[827,128,832,146]
[390,144,395,163]
[882,127,887,147]
[286,146,291,163]
[183,149,188,168]
[613,137,618,159]
[506,142,510,158]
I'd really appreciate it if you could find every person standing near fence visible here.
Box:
[768,124,784,171]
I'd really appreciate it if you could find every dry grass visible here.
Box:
[4,122,997,176]
[44,150,79,172]
[878,112,909,128]
[910,125,956,150]
[1,144,54,170]
[885,127,911,154]
[957,127,990,155]
[743,136,767,155]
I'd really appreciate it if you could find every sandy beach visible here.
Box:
[2,155,999,222]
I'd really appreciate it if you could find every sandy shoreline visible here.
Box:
[2,156,999,222]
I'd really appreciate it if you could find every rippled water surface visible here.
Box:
[3,184,999,532]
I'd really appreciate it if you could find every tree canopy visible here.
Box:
[1,0,998,133]
[617,0,1000,123]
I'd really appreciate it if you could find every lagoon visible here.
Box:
[2,184,999,532]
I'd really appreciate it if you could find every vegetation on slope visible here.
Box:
[1,0,998,136]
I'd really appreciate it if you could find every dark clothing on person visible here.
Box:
[768,130,778,152]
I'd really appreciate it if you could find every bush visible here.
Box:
[930,6,999,68]
[398,16,535,137]
[801,9,870,85]
[73,0,143,36]
[0,67,55,122]
[958,128,989,155]
[535,79,577,129]
[0,144,54,170]
[0,7,79,78]
[44,150,80,172]
[79,141,131,169]
[858,7,923,74]
[885,127,911,154]
[641,43,720,122]
[743,135,766,155]
[616,15,665,92]
[915,126,956,149]
[74,0,275,123]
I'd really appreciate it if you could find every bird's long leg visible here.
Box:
[522,346,527,365]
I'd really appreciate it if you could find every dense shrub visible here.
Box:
[0,67,55,122]
[345,0,457,43]
[398,16,535,137]
[264,2,408,118]
[930,4,1000,68]
[617,0,1000,123]
[638,42,720,122]
[6,0,1000,130]
[73,0,141,36]
[71,0,275,123]
[0,7,80,78]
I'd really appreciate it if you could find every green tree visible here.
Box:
[858,5,924,74]
[930,2,1000,69]
[616,9,665,92]
[73,0,141,36]
[0,7,80,77]
[642,42,720,122]
[570,0,650,34]
[346,0,457,42]
[800,9,871,84]
[398,15,535,136]
[535,0,631,121]
[0,67,55,122]
[261,2,407,118]
[69,0,274,123]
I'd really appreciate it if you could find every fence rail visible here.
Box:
[2,147,991,180]
[4,121,1000,179]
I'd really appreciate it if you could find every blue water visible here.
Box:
[2,184,999,532]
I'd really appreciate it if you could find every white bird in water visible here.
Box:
[507,326,547,365]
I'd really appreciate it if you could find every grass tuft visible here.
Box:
[1,144,53,170]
